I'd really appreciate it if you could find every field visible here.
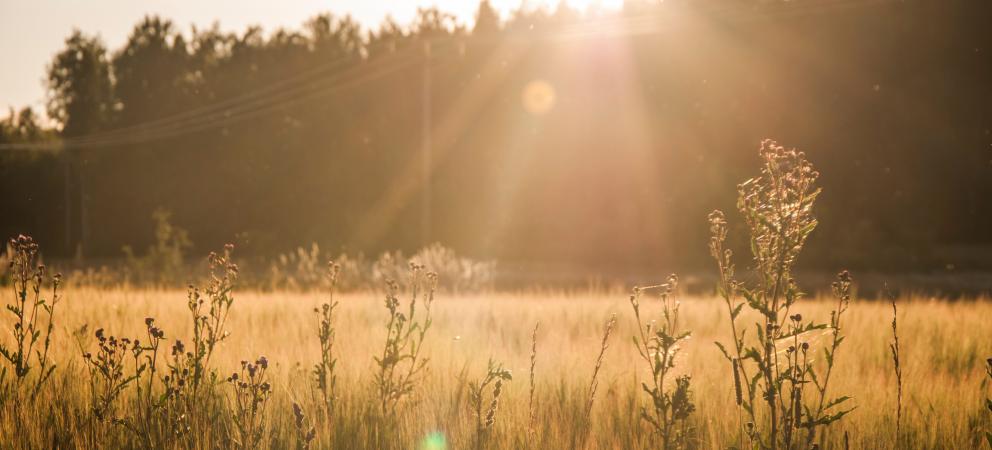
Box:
[2,147,990,450]
[5,0,992,448]
[2,284,990,449]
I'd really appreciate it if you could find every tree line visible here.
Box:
[2,0,991,274]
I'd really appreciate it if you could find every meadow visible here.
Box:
[1,285,990,449]
[2,143,991,450]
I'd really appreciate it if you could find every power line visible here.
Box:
[0,0,894,152]
[3,47,431,150]
[61,40,441,147]
[68,50,432,147]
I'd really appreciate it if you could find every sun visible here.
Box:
[567,0,625,11]
[521,0,625,12]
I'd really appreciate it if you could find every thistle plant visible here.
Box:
[161,338,196,438]
[312,260,341,420]
[710,140,853,450]
[468,358,512,443]
[227,356,273,449]
[629,275,695,449]
[0,235,63,400]
[82,328,146,424]
[154,244,239,443]
[373,263,437,418]
[80,319,165,447]
[135,318,166,437]
[187,244,239,391]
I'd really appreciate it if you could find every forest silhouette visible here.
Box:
[2,0,991,275]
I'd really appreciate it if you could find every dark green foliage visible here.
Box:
[121,208,192,285]
[0,108,52,143]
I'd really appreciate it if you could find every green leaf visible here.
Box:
[731,303,744,320]
[811,406,856,426]
[809,369,821,389]
[824,396,851,410]
[778,322,828,340]
[715,342,732,361]
[743,347,762,363]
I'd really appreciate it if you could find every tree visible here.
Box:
[306,14,364,60]
[112,16,191,126]
[45,31,113,137]
[0,108,45,143]
[413,7,465,40]
[473,1,502,36]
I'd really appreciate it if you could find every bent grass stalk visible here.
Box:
[586,313,616,419]
[528,321,540,435]
[468,358,512,445]
[889,290,903,443]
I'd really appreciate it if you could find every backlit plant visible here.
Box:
[710,140,853,450]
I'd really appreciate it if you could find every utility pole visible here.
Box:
[61,147,87,259]
[62,149,73,255]
[78,153,88,260]
[421,42,432,247]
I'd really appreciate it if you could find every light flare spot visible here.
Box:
[420,431,447,450]
[522,79,556,116]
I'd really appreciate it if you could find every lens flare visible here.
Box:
[522,79,556,116]
[420,431,447,450]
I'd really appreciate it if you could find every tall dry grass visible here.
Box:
[1,286,989,449]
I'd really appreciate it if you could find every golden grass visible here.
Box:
[3,287,991,449]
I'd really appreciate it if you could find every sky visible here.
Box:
[0,0,621,119]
